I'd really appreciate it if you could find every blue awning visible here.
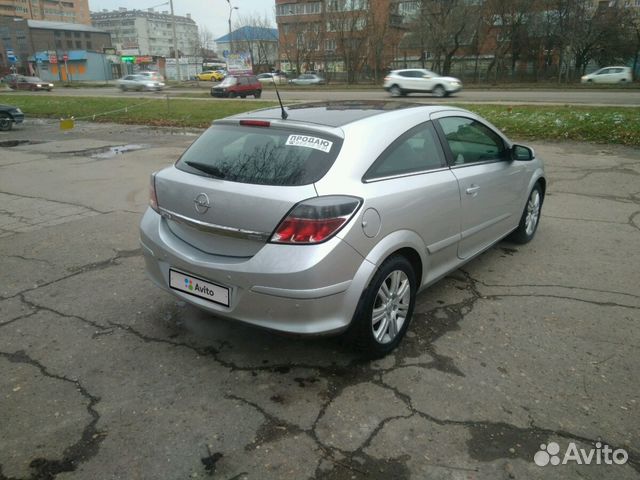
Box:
[68,50,87,61]
[30,50,88,62]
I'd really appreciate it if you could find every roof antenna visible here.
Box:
[272,74,288,120]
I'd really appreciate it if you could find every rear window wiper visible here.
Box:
[185,161,226,179]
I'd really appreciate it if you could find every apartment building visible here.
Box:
[0,0,91,25]
[91,8,199,57]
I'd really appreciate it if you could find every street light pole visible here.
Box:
[226,0,238,54]
[169,0,181,81]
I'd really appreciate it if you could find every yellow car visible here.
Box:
[196,70,224,81]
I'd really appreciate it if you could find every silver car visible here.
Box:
[140,101,545,356]
[117,74,165,91]
[290,73,325,86]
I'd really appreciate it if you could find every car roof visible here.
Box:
[229,101,440,128]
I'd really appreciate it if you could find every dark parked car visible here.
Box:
[0,104,25,131]
[211,75,262,98]
[8,76,54,91]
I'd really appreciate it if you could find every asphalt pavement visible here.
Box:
[2,83,639,106]
[0,120,639,479]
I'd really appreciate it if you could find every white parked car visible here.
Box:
[117,74,165,92]
[256,72,287,84]
[384,69,462,97]
[581,66,632,84]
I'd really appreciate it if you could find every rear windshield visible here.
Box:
[176,124,343,186]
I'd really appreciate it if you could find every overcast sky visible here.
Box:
[88,0,276,41]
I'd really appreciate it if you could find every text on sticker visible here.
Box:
[285,135,333,153]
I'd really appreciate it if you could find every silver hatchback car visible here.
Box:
[140,101,545,356]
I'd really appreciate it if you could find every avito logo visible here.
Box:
[534,442,628,467]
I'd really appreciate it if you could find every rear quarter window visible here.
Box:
[176,125,343,186]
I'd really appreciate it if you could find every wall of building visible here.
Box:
[0,16,30,69]
[30,28,111,53]
[33,50,115,81]
[0,0,91,25]
[91,9,199,57]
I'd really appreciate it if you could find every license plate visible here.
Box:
[169,269,229,307]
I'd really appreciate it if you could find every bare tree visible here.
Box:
[482,0,535,82]
[326,0,370,83]
[233,13,278,71]
[413,0,476,76]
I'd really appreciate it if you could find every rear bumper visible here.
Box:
[139,208,375,335]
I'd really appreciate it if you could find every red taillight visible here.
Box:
[271,196,362,244]
[149,172,159,212]
[239,120,271,127]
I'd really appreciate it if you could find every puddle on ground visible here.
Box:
[0,140,47,147]
[90,144,150,159]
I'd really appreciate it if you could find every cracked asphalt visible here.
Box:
[0,120,638,480]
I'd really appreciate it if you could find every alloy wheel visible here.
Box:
[525,189,541,236]
[371,270,411,344]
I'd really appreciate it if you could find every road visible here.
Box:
[0,120,639,479]
[3,84,639,106]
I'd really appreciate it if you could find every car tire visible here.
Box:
[347,255,417,357]
[432,85,446,98]
[509,183,543,244]
[0,112,13,131]
[228,91,237,98]
[389,85,403,97]
[254,91,261,98]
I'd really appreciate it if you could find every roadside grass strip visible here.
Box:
[2,94,639,145]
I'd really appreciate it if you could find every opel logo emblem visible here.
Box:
[194,193,210,214]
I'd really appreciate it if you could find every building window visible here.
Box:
[75,40,82,48]
[276,2,321,16]
[84,32,90,38]
[326,0,368,12]
[74,31,80,38]
[325,39,336,51]
[67,40,73,48]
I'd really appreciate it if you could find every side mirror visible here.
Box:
[512,144,534,161]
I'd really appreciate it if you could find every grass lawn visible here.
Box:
[2,93,639,145]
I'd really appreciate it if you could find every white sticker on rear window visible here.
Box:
[285,135,333,153]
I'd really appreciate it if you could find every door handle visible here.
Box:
[466,185,480,195]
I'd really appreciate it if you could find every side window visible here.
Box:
[364,122,445,180]
[398,71,411,77]
[438,117,507,166]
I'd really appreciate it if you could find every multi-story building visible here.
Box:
[275,0,409,81]
[0,16,110,72]
[90,8,199,57]
[0,0,91,25]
